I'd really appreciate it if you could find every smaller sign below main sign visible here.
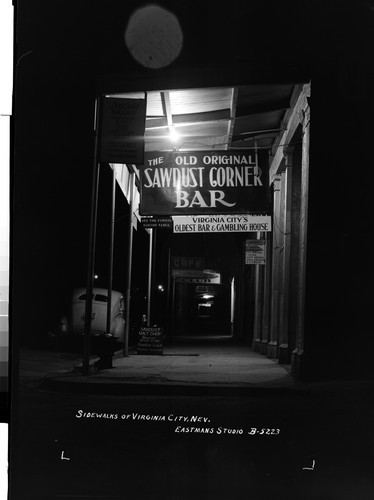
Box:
[172,214,271,233]
[245,239,266,265]
[137,326,163,355]
[141,216,173,229]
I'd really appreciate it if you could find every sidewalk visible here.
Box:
[20,342,374,396]
[20,341,307,395]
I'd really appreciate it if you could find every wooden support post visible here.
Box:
[268,175,282,359]
[106,165,116,336]
[278,149,293,364]
[261,229,272,355]
[147,228,153,327]
[171,277,176,338]
[291,106,311,376]
[82,96,101,375]
[166,246,172,337]
[252,232,265,352]
[123,171,135,357]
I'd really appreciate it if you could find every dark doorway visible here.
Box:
[169,232,244,339]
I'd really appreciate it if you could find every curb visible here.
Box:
[40,374,309,397]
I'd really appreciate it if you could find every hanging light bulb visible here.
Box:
[169,126,180,143]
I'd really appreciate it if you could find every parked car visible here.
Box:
[54,287,125,342]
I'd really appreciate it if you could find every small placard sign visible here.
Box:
[141,216,173,229]
[99,97,146,164]
[245,239,266,265]
[137,326,163,355]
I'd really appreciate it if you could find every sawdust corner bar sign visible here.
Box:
[139,151,270,215]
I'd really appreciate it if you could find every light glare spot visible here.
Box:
[125,5,183,69]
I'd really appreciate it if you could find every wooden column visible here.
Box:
[278,148,293,364]
[260,231,272,355]
[147,228,153,326]
[268,175,281,359]
[123,171,135,357]
[291,106,311,376]
[252,232,265,352]
[82,96,101,375]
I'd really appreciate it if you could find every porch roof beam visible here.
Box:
[269,83,311,183]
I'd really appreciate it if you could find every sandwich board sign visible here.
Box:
[137,326,163,355]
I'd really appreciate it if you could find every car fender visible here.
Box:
[112,316,125,341]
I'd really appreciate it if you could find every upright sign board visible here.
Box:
[245,239,266,265]
[140,151,269,215]
[99,97,146,164]
[137,326,163,355]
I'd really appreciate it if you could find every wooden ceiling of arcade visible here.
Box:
[111,84,302,154]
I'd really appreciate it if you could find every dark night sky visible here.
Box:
[12,0,374,343]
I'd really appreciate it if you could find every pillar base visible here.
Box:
[94,354,113,370]
[252,338,262,353]
[291,348,316,380]
[267,341,278,359]
[260,340,268,356]
[278,343,290,364]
